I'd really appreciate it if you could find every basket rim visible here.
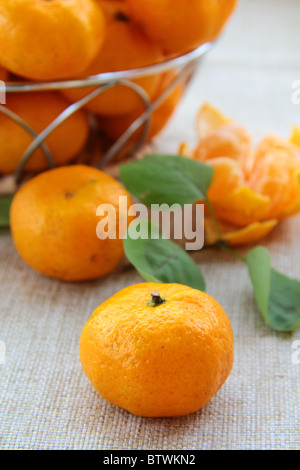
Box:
[4,41,213,93]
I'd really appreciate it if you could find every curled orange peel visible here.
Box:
[180,104,300,245]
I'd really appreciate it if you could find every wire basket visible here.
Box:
[0,41,213,195]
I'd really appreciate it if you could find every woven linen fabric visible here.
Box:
[0,0,300,450]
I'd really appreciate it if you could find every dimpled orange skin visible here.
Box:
[0,92,90,174]
[10,165,133,282]
[62,1,164,116]
[79,282,234,417]
[0,0,106,81]
[126,0,238,56]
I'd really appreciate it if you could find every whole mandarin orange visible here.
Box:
[126,0,238,56]
[79,283,234,417]
[0,92,90,174]
[10,164,133,282]
[0,0,106,81]
[62,1,164,116]
[97,70,184,157]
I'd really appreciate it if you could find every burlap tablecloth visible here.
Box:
[1,0,299,450]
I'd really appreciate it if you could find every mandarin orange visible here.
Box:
[97,70,184,150]
[62,1,164,116]
[79,283,234,417]
[126,0,238,56]
[0,0,106,81]
[10,164,133,281]
[0,91,90,174]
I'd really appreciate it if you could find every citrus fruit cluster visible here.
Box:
[0,0,238,174]
[10,165,235,418]
[4,2,239,418]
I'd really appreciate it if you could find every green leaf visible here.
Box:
[246,246,272,324]
[268,270,300,332]
[120,154,214,206]
[124,219,206,292]
[246,246,300,332]
[0,196,13,227]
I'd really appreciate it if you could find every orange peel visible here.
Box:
[204,216,278,247]
[182,103,300,245]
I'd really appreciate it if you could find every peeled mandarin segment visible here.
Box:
[278,169,300,220]
[196,102,233,139]
[243,150,256,180]
[79,282,234,417]
[0,0,106,81]
[251,135,300,171]
[249,139,300,218]
[194,124,251,166]
[205,157,244,200]
[222,219,278,246]
[61,14,164,116]
[251,176,293,219]
[195,103,252,174]
[0,92,90,174]
[211,185,271,227]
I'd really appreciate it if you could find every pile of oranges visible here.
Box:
[1,1,241,418]
[0,0,238,175]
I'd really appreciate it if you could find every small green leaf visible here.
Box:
[246,246,272,324]
[0,196,13,227]
[124,219,206,292]
[268,269,300,332]
[246,246,300,331]
[120,154,214,206]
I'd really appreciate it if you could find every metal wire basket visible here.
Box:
[0,41,213,194]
